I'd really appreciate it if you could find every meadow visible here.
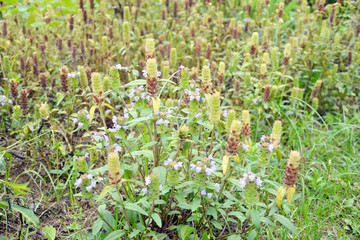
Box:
[0,0,359,239]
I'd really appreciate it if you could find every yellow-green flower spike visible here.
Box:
[201,65,212,93]
[92,72,103,102]
[222,155,230,175]
[145,38,155,59]
[229,120,241,136]
[207,92,221,124]
[110,66,121,90]
[284,43,291,58]
[12,105,22,121]
[108,152,121,185]
[170,48,177,67]
[312,97,319,110]
[218,62,225,76]
[124,6,130,22]
[102,76,110,93]
[288,150,300,168]
[147,58,158,79]
[180,67,190,89]
[242,110,250,125]
[225,110,236,131]
[123,21,130,45]
[39,104,49,120]
[271,120,282,148]
[251,32,259,48]
[78,66,88,88]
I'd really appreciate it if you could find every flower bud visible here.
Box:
[19,89,28,115]
[165,159,182,186]
[92,72,103,104]
[60,66,68,92]
[177,125,190,140]
[108,152,121,185]
[260,63,267,79]
[263,85,271,102]
[10,79,18,99]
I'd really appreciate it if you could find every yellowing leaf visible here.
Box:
[233,155,240,164]
[276,186,287,209]
[96,185,115,203]
[222,155,230,175]
[104,103,116,111]
[287,187,296,203]
[152,97,160,113]
[89,105,97,122]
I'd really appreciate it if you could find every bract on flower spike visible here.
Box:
[170,48,177,67]
[123,21,130,45]
[108,152,121,185]
[311,80,322,99]
[201,65,212,93]
[239,171,262,207]
[283,43,291,66]
[102,76,110,93]
[146,58,159,96]
[226,120,241,155]
[241,110,251,144]
[10,79,18,100]
[39,103,49,120]
[145,38,155,60]
[110,66,121,90]
[276,151,301,208]
[263,85,271,102]
[225,110,236,131]
[60,66,68,92]
[218,62,225,84]
[19,89,28,115]
[206,92,221,124]
[92,72,103,104]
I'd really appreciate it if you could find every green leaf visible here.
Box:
[228,211,246,222]
[126,116,152,127]
[250,209,260,231]
[152,166,167,185]
[180,225,195,240]
[42,225,56,240]
[4,202,39,226]
[0,180,32,196]
[92,218,103,235]
[89,105,97,122]
[191,198,201,212]
[96,185,115,203]
[124,202,148,216]
[131,150,154,161]
[1,0,18,3]
[104,230,125,240]
[247,229,257,240]
[273,214,298,236]
[152,213,162,228]
[227,235,241,240]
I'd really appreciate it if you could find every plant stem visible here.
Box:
[116,185,132,231]
[89,199,114,231]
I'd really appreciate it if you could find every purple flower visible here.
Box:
[116,64,122,70]
[174,162,182,170]
[74,178,82,188]
[142,187,148,193]
[145,176,151,185]
[207,193,213,199]
[201,190,207,195]
[164,158,173,166]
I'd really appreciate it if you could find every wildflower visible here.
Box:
[145,176,151,185]
[116,64,122,70]
[164,158,173,166]
[201,190,207,195]
[74,178,82,188]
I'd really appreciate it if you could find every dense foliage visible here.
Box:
[0,0,359,239]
